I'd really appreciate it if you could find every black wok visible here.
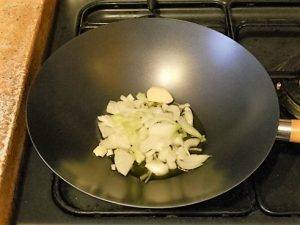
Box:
[26,18,300,208]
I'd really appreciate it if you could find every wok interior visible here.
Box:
[27,18,279,207]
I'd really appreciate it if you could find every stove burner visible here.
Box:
[273,55,300,118]
[282,78,300,118]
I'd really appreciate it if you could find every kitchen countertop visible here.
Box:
[0,0,56,224]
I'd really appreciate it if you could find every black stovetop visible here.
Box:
[14,1,300,224]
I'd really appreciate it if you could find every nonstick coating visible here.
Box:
[27,18,279,208]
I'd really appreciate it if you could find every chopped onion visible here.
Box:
[114,149,135,176]
[164,105,180,121]
[189,147,202,152]
[97,115,114,127]
[167,160,177,170]
[98,123,114,138]
[184,138,200,150]
[177,116,205,141]
[136,92,147,101]
[173,133,184,146]
[106,149,113,156]
[175,146,189,160]
[178,103,190,109]
[132,145,145,164]
[148,122,178,138]
[145,160,169,176]
[93,87,209,182]
[100,133,130,150]
[177,154,210,170]
[93,145,107,157]
[183,107,193,125]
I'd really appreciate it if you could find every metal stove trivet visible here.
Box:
[52,0,300,217]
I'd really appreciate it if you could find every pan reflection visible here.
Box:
[59,156,143,204]
[59,153,226,207]
[156,64,182,86]
[153,50,186,88]
[141,161,226,206]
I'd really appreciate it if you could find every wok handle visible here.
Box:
[277,119,300,143]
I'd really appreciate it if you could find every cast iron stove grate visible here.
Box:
[52,0,300,217]
[230,0,300,216]
[52,176,255,216]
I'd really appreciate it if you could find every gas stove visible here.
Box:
[14,1,300,224]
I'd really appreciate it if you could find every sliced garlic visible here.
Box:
[146,87,173,104]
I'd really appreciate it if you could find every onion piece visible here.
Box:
[145,160,169,176]
[114,149,135,176]
[151,106,164,115]
[106,101,120,114]
[167,160,177,170]
[104,133,131,150]
[189,147,202,152]
[173,133,184,146]
[164,105,180,121]
[93,145,108,157]
[183,107,193,125]
[136,92,147,101]
[177,116,205,141]
[184,138,200,149]
[178,103,190,109]
[177,154,210,170]
[106,149,113,156]
[132,145,145,164]
[140,136,171,153]
[175,146,189,160]
[145,149,156,157]
[158,146,172,162]
[97,115,114,127]
[143,117,177,128]
[148,122,178,139]
[146,155,154,163]
[120,94,134,101]
[98,123,114,138]
[158,147,176,170]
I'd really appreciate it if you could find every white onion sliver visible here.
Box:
[177,154,210,170]
[145,160,169,176]
[114,149,135,176]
